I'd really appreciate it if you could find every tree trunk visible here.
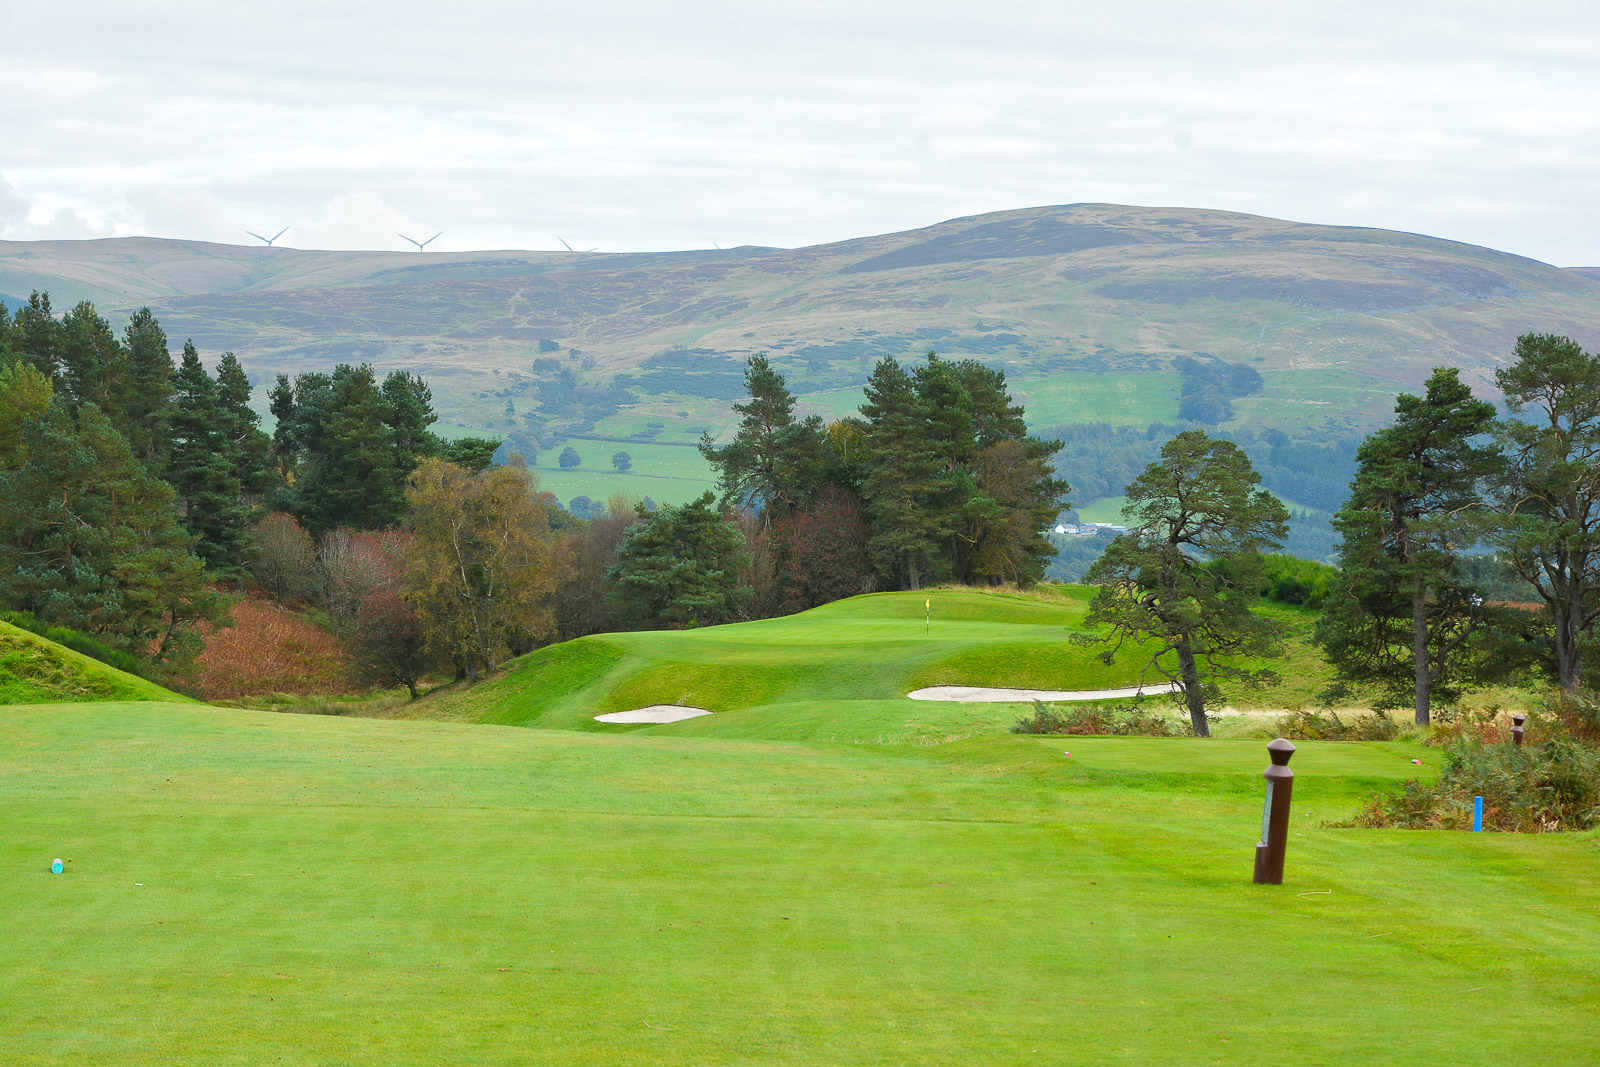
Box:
[405,678,418,700]
[1177,641,1209,737]
[1413,581,1431,726]
[1559,589,1584,693]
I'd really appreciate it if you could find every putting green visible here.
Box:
[421,587,1335,742]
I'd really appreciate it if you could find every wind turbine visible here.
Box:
[557,236,597,253]
[399,232,442,252]
[247,226,289,247]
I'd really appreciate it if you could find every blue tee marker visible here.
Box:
[51,858,63,874]
[1473,796,1484,833]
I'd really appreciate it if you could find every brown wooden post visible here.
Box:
[1511,714,1525,747]
[1252,738,1296,885]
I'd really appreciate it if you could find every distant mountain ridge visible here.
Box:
[2,204,1597,439]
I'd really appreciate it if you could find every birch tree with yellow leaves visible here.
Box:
[404,457,560,678]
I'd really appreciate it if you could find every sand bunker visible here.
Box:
[594,705,713,724]
[907,682,1181,703]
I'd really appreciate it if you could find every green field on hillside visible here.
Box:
[1226,368,1404,435]
[528,438,718,509]
[1009,370,1182,427]
[5,589,1594,1063]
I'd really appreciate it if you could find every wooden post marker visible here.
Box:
[1511,714,1525,747]
[1252,738,1296,885]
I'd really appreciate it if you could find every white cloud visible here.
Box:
[0,175,29,232]
[289,192,428,252]
[2,1,1598,263]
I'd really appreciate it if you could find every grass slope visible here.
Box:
[3,700,1597,1064]
[421,588,1335,741]
[0,621,183,705]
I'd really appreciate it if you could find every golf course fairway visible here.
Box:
[2,589,1597,1063]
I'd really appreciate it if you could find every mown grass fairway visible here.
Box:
[4,591,1597,1064]
[4,702,1599,1064]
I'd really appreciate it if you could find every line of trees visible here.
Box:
[700,352,1068,609]
[1317,336,1600,723]
[1072,334,1600,734]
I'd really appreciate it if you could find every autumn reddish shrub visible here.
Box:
[192,593,356,699]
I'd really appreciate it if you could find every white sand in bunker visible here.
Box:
[907,682,1182,703]
[594,705,713,724]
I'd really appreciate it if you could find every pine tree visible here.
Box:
[267,373,299,483]
[1486,334,1600,692]
[381,370,438,467]
[297,365,406,532]
[119,307,176,470]
[700,355,829,516]
[606,492,750,629]
[1081,430,1288,737]
[168,341,248,577]
[13,292,60,379]
[215,352,273,499]
[57,301,124,416]
[1317,368,1499,723]
[0,396,228,672]
[859,357,946,589]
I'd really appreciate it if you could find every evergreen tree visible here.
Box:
[607,492,750,628]
[858,357,946,589]
[297,365,406,532]
[215,352,273,499]
[13,291,60,379]
[381,370,437,466]
[1486,334,1600,693]
[1317,369,1499,723]
[700,354,829,516]
[267,372,299,482]
[0,396,229,672]
[57,300,123,416]
[1080,430,1288,736]
[118,307,175,469]
[440,436,499,471]
[168,341,248,577]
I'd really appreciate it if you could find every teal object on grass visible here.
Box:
[51,859,63,874]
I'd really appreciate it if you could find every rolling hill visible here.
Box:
[4,204,1597,454]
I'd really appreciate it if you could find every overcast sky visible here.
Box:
[5,1,1597,264]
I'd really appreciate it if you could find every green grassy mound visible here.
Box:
[427,587,1327,740]
[3,701,1596,1063]
[0,620,184,705]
